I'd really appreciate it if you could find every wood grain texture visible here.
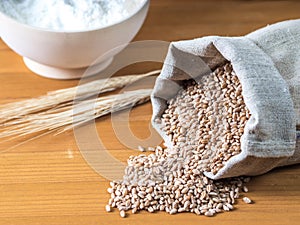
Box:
[0,1,299,224]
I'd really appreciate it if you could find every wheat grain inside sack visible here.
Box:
[151,19,300,179]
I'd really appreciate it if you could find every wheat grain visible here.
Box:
[105,205,112,212]
[242,186,249,193]
[119,210,126,218]
[161,62,250,174]
[137,145,146,152]
[242,197,252,204]
[106,63,253,218]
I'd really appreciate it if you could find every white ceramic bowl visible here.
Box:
[0,0,149,79]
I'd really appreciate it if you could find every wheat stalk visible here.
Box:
[0,70,160,124]
[0,89,153,139]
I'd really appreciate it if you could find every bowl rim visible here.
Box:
[0,0,149,34]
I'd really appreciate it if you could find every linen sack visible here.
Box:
[151,19,300,179]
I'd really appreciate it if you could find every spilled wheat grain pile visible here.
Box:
[106,62,253,218]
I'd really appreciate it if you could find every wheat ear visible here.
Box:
[0,70,160,124]
[0,89,153,139]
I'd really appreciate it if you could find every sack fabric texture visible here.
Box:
[151,19,300,179]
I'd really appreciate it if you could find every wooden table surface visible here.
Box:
[0,1,300,224]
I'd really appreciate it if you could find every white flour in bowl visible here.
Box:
[0,0,145,31]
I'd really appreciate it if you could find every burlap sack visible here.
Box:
[151,19,300,179]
